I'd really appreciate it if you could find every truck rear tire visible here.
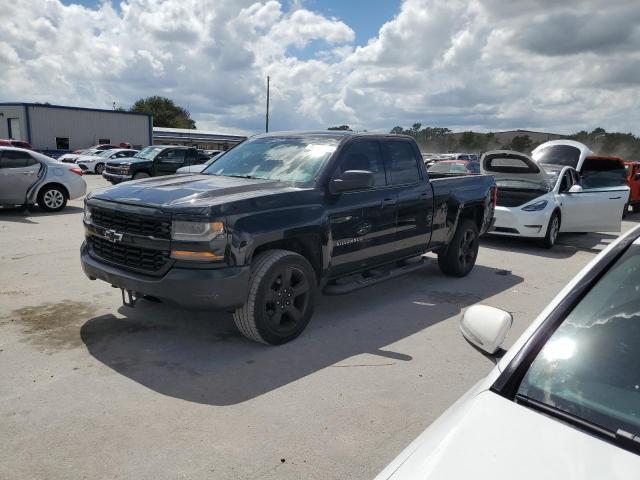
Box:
[233,249,316,345]
[437,219,479,277]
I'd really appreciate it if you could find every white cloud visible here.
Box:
[1,0,639,135]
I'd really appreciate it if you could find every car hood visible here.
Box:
[89,174,307,212]
[481,150,551,189]
[377,391,639,480]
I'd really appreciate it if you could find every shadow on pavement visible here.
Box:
[0,205,83,223]
[482,230,621,256]
[80,261,522,406]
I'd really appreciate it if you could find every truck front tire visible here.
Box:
[437,219,479,277]
[233,249,316,345]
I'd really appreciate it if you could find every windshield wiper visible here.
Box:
[516,394,640,455]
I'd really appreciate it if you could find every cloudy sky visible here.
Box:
[1,0,639,135]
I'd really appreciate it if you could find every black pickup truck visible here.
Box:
[81,131,496,344]
[102,145,210,184]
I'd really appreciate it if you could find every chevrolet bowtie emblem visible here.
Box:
[104,229,124,243]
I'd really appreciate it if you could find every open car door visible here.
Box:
[558,169,628,232]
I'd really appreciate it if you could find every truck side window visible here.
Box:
[383,141,420,185]
[159,149,186,164]
[337,140,386,187]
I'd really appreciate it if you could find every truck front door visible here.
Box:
[327,139,398,277]
[154,148,186,175]
[381,138,434,257]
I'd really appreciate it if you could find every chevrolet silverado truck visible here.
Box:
[102,145,210,184]
[81,131,496,344]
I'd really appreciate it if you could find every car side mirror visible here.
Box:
[331,170,375,193]
[460,305,512,355]
[634,173,640,181]
[568,184,583,193]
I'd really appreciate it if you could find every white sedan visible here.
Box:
[482,150,629,248]
[175,152,221,174]
[0,147,86,211]
[76,148,138,175]
[375,225,640,479]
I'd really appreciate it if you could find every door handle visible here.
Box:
[381,198,397,207]
[419,193,429,198]
[609,196,622,200]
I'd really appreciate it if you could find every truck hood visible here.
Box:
[90,174,304,211]
[377,391,639,480]
[106,157,150,166]
[481,150,551,189]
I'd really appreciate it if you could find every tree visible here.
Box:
[505,135,533,153]
[328,125,352,131]
[390,126,404,135]
[130,96,196,129]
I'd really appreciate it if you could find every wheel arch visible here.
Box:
[250,234,323,283]
[37,182,69,200]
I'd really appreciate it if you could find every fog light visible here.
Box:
[170,250,224,261]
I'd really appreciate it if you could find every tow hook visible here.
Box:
[121,289,140,307]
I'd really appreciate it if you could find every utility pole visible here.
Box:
[265,76,270,133]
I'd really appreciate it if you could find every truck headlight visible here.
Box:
[120,166,130,174]
[83,204,92,223]
[171,220,225,241]
[522,200,548,211]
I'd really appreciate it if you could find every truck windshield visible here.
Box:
[533,145,581,168]
[517,243,640,437]
[133,146,165,160]
[203,136,339,183]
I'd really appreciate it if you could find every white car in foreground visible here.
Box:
[76,148,138,175]
[482,150,629,248]
[0,147,86,211]
[375,226,640,479]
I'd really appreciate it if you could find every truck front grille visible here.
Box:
[88,236,170,273]
[105,165,125,175]
[91,207,171,239]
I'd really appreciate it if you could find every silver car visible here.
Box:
[0,147,87,211]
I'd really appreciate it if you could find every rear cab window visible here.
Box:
[382,140,421,185]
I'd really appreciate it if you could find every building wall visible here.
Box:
[27,105,151,150]
[0,105,27,141]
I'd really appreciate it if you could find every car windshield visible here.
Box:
[533,145,581,168]
[203,136,340,183]
[204,153,222,166]
[517,243,640,436]
[133,146,165,160]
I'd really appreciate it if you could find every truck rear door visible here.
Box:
[326,138,398,277]
[381,138,434,257]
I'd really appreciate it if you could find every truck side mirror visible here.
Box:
[460,305,512,355]
[634,173,640,181]
[331,170,375,193]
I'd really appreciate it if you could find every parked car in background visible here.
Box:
[450,152,479,162]
[175,152,222,174]
[375,225,640,480]
[76,149,138,174]
[0,139,33,149]
[72,143,120,154]
[428,159,480,175]
[0,147,86,211]
[59,144,120,163]
[82,131,496,344]
[203,149,222,158]
[102,145,210,184]
[481,150,628,248]
[625,161,640,213]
